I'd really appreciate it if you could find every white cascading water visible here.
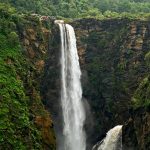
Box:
[92,125,122,150]
[55,20,86,150]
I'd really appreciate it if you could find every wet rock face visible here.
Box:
[122,117,139,150]
[123,107,150,150]
[71,18,150,149]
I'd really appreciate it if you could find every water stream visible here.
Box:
[55,20,86,150]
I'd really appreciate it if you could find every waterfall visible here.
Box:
[55,20,86,150]
[92,125,122,150]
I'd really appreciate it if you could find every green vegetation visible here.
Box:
[1,0,150,19]
[91,0,150,13]
[78,19,150,140]
[132,51,150,108]
[0,4,42,149]
[145,51,150,68]
[132,76,150,108]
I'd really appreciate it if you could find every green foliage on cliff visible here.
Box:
[132,51,150,108]
[145,51,150,68]
[0,4,42,149]
[132,76,150,108]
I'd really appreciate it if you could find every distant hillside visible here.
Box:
[1,0,150,18]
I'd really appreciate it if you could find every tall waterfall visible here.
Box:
[55,20,86,150]
[92,125,122,150]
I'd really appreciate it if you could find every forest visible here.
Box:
[1,0,150,18]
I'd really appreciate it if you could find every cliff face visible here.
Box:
[0,11,56,149]
[17,16,56,149]
[122,76,150,149]
[2,10,149,149]
[39,18,150,149]
[123,107,150,150]
[71,18,150,149]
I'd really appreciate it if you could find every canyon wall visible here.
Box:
[72,18,150,149]
[2,12,149,149]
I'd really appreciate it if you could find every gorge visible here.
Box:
[0,4,150,150]
[44,18,150,150]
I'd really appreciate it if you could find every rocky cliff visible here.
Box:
[1,8,150,149]
[18,15,56,149]
[71,18,150,149]
[37,18,150,149]
[0,9,56,149]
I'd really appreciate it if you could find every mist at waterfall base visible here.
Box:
[55,20,86,150]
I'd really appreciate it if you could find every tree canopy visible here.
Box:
[0,0,150,18]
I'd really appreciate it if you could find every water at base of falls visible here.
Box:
[92,125,123,150]
[55,20,86,150]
